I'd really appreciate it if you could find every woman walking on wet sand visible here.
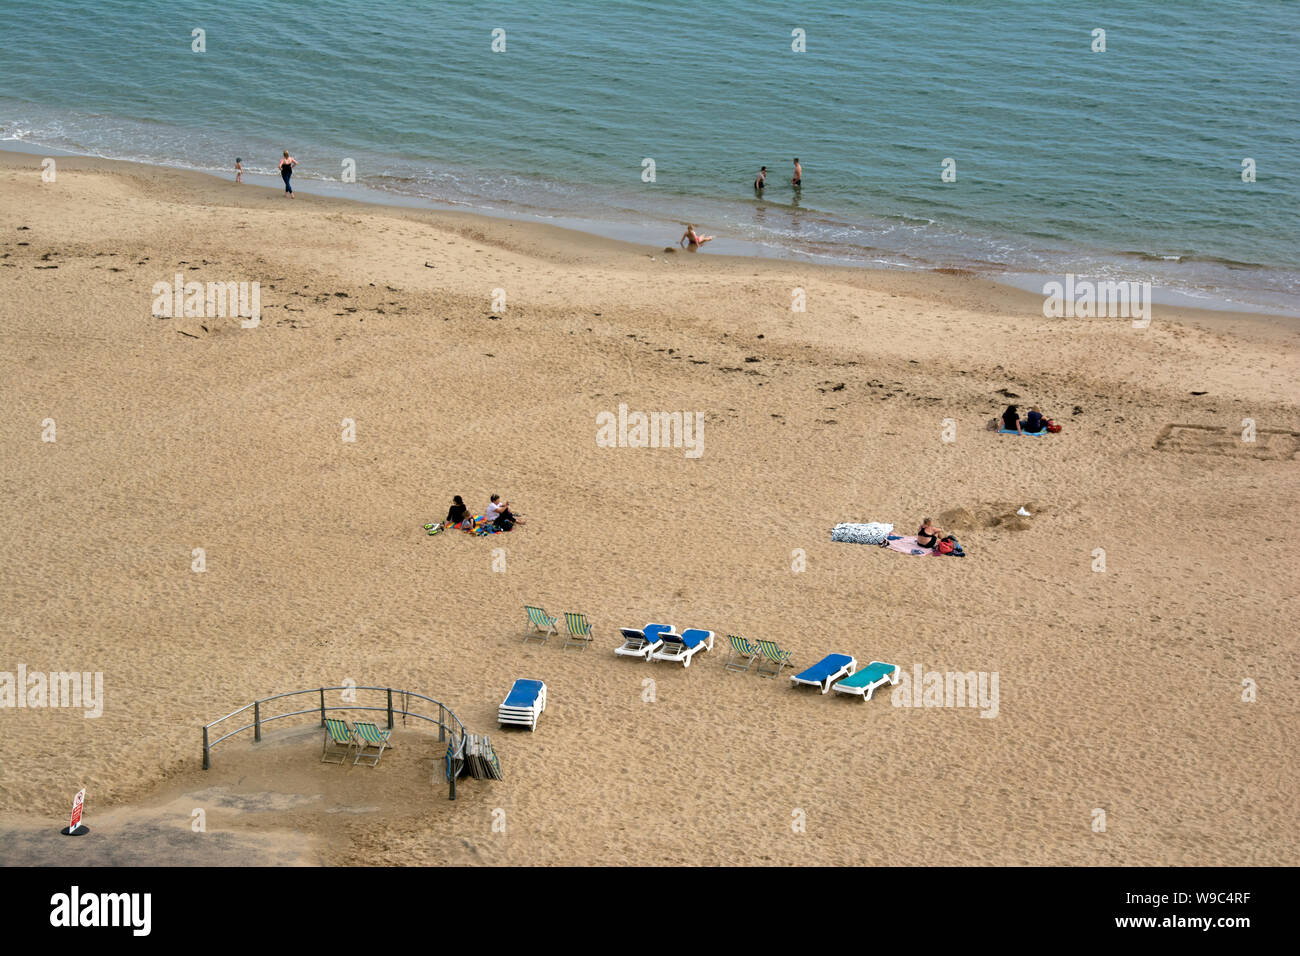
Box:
[278,150,298,197]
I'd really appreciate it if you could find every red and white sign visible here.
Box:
[68,788,85,832]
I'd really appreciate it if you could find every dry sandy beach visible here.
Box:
[0,151,1296,866]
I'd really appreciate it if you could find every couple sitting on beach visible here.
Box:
[1000,404,1059,435]
[428,494,525,535]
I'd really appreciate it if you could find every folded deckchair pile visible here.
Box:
[461,733,504,781]
[830,522,894,545]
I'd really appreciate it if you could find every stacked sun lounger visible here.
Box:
[498,678,547,731]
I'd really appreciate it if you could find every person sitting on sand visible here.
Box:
[423,494,470,534]
[444,494,469,528]
[480,494,505,528]
[917,517,943,549]
[477,493,525,531]
[680,224,714,249]
[1001,404,1022,434]
[1023,407,1045,433]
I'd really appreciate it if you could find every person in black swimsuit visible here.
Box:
[917,517,942,548]
[278,150,297,197]
[791,157,802,187]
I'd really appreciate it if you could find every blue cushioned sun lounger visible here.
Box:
[615,622,674,660]
[790,654,857,694]
[650,628,715,667]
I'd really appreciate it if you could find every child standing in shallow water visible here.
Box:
[235,158,242,184]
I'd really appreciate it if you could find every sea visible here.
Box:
[2,0,1297,314]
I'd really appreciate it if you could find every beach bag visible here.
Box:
[1046,420,1062,433]
[937,538,955,555]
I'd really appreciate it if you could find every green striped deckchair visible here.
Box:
[755,639,794,679]
[725,634,761,673]
[524,605,558,644]
[351,720,392,767]
[322,717,356,764]
[562,611,594,650]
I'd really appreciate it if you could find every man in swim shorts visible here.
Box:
[791,158,802,187]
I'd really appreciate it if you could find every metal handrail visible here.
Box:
[202,686,470,799]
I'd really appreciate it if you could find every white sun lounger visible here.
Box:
[650,628,715,667]
[831,661,899,701]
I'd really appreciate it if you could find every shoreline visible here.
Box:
[3,141,1297,337]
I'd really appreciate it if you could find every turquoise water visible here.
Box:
[2,0,1297,312]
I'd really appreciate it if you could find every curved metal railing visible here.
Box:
[202,686,469,798]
